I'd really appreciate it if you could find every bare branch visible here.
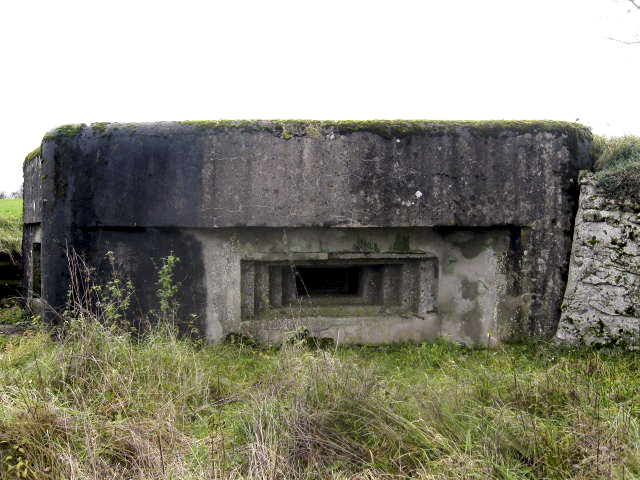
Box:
[607,1,640,44]
[606,36,640,44]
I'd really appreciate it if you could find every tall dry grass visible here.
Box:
[1,250,638,478]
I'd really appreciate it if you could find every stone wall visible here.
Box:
[556,172,640,347]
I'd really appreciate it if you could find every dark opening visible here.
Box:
[296,266,360,296]
[32,243,41,296]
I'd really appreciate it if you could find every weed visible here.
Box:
[155,252,180,323]
[62,249,134,336]
[0,306,29,326]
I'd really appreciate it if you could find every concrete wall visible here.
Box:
[23,120,592,343]
[22,151,43,310]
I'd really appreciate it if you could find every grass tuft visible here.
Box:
[593,135,640,200]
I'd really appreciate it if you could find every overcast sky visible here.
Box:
[1,0,639,194]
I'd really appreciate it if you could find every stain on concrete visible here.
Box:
[462,302,483,341]
[461,278,479,300]
[23,120,592,343]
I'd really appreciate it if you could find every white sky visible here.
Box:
[1,0,639,194]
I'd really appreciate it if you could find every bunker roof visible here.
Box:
[39,118,590,141]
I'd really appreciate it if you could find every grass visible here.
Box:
[3,132,640,477]
[0,199,23,259]
[0,317,638,479]
[0,200,23,220]
[593,135,640,201]
[0,306,29,326]
[1,238,639,478]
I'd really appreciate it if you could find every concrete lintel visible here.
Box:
[328,251,435,261]
[243,252,329,261]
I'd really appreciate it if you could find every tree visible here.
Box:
[9,186,23,199]
[610,0,640,44]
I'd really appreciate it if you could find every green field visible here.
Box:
[0,199,22,220]
[0,199,22,257]
[1,319,638,479]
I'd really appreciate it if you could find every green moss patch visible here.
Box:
[175,119,590,141]
[42,123,87,142]
[23,146,41,167]
[37,119,591,145]
[90,122,111,137]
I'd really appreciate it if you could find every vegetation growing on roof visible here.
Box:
[331,119,591,140]
[42,123,86,141]
[111,122,138,134]
[177,119,266,130]
[176,119,590,140]
[23,146,41,167]
[593,135,640,201]
[172,120,590,164]
[90,122,111,137]
[38,119,591,146]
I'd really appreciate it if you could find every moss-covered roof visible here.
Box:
[40,119,591,142]
[23,146,41,167]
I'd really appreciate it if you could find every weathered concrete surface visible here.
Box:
[557,172,640,347]
[22,152,43,306]
[194,227,510,344]
[23,120,592,343]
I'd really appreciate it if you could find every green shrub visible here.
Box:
[593,135,640,172]
[593,135,640,200]
[595,161,640,201]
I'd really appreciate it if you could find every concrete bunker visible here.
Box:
[22,120,592,344]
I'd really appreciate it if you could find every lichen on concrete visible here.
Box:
[557,171,640,348]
